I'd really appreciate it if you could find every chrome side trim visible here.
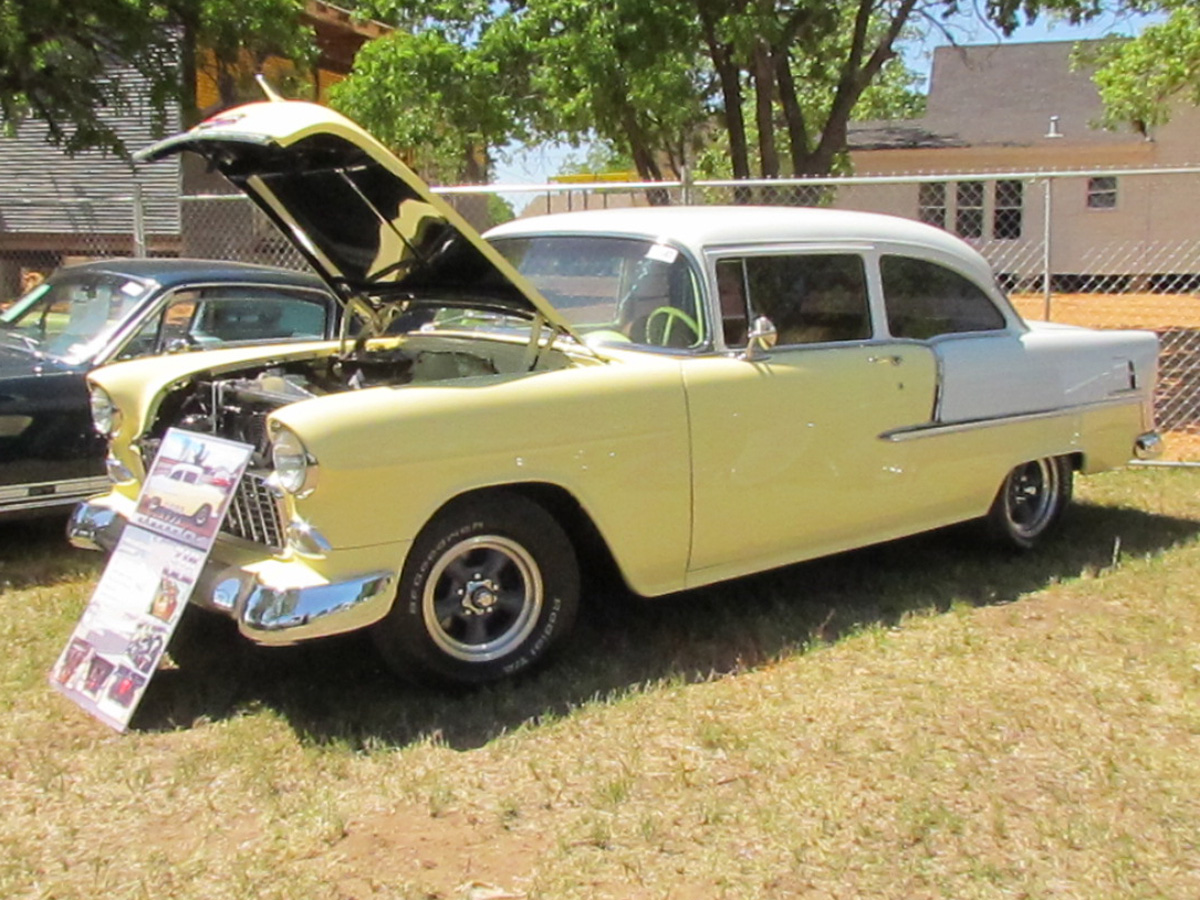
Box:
[236,571,396,645]
[880,394,1143,442]
[0,476,112,513]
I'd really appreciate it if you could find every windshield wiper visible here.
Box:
[0,326,44,356]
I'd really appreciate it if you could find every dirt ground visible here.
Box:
[1010,291,1200,330]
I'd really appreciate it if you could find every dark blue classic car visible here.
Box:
[0,258,336,519]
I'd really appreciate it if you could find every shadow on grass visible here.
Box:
[0,514,101,587]
[129,501,1199,749]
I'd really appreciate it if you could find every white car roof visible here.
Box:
[487,206,994,280]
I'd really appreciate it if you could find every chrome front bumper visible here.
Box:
[68,499,396,646]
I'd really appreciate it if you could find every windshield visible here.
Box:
[0,272,153,363]
[486,235,706,349]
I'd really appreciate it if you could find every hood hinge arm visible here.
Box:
[522,313,547,371]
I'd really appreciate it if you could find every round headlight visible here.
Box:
[89,385,121,437]
[271,426,317,495]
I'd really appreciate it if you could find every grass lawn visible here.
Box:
[2,467,1199,899]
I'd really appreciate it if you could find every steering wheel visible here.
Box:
[645,306,700,347]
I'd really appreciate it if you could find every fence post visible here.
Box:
[132,180,147,258]
[1042,176,1053,320]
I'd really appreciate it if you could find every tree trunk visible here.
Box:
[775,49,810,177]
[177,13,200,125]
[804,0,919,175]
[698,6,751,198]
[753,38,778,179]
[621,109,670,205]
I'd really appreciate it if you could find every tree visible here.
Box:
[0,0,177,154]
[0,0,314,156]
[690,0,931,179]
[340,0,1107,187]
[1078,4,1200,136]
[174,0,316,120]
[328,24,526,181]
[506,0,711,183]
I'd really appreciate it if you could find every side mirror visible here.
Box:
[742,316,777,361]
[164,338,192,354]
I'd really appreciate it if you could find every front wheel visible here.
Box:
[192,503,212,527]
[986,456,1073,550]
[372,492,580,686]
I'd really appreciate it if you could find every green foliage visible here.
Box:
[0,0,314,156]
[852,56,929,121]
[185,0,316,109]
[486,193,515,226]
[558,144,637,177]
[328,23,526,181]
[1080,5,1200,134]
[0,0,177,155]
[511,0,710,180]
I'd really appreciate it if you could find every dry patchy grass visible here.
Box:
[2,469,1200,899]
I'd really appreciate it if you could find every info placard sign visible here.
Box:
[50,429,254,732]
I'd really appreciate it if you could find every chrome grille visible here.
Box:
[223,471,285,549]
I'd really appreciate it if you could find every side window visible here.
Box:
[115,286,328,360]
[881,256,1006,339]
[742,254,871,345]
[188,287,329,345]
[114,293,200,361]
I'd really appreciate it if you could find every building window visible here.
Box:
[1087,176,1118,209]
[993,180,1023,239]
[955,181,985,238]
[918,183,946,228]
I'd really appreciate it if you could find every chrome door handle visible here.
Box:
[868,354,902,366]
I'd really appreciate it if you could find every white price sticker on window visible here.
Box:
[645,244,678,264]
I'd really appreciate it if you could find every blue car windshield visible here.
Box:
[0,272,152,363]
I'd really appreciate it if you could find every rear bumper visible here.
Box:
[68,497,398,645]
[1134,431,1164,460]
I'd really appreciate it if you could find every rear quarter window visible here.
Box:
[881,255,1005,339]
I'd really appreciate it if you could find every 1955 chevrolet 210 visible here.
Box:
[69,99,1162,685]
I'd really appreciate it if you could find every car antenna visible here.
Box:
[255,74,286,102]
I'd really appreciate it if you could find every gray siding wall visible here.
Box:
[0,62,182,236]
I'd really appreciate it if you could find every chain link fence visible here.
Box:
[5,167,1199,462]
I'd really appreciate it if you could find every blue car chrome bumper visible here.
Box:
[67,499,396,645]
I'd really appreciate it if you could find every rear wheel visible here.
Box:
[986,456,1073,550]
[372,492,580,686]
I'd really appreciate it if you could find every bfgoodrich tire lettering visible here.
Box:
[371,492,580,686]
[986,456,1073,551]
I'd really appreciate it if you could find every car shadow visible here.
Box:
[130,500,1199,748]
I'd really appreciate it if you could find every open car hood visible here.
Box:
[136,101,578,338]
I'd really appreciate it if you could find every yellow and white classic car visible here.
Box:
[69,100,1162,685]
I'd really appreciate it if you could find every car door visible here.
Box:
[685,249,939,585]
[875,252,1038,523]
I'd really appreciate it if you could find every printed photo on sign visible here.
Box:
[132,429,254,549]
[49,527,205,731]
[52,429,254,732]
